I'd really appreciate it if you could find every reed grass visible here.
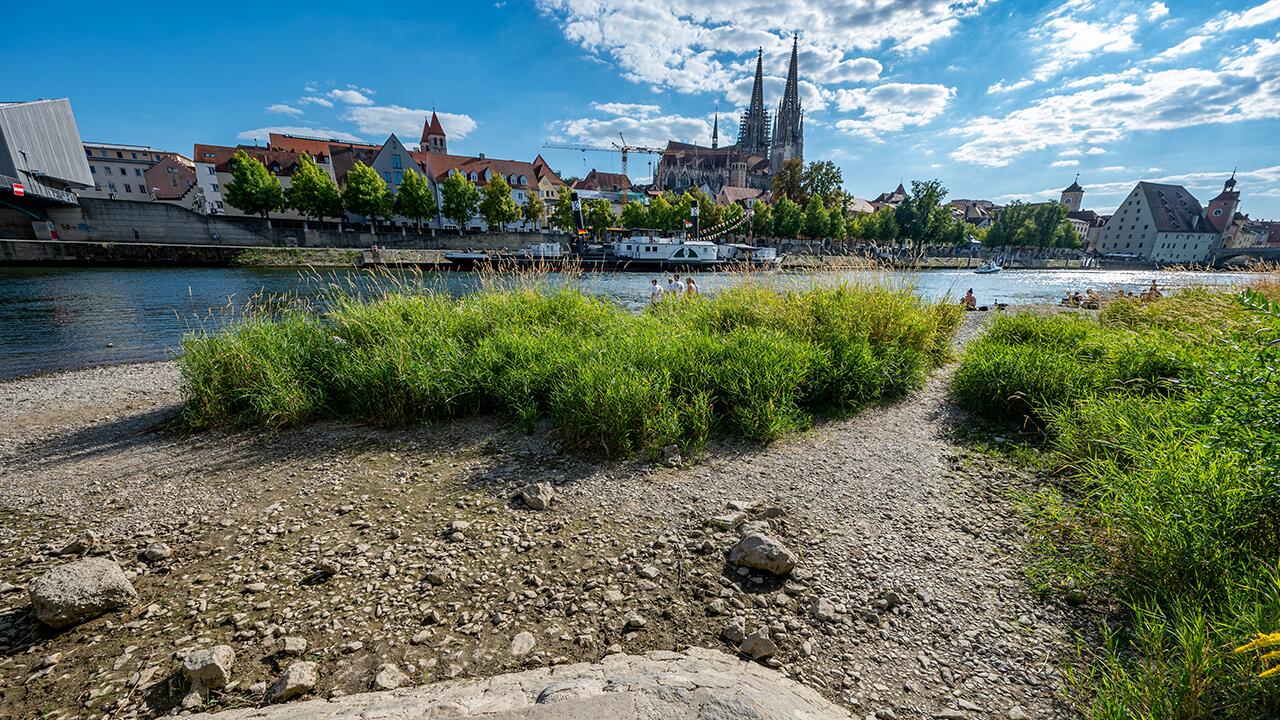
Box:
[952,285,1280,718]
[178,276,961,458]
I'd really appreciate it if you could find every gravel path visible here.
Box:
[0,314,1079,720]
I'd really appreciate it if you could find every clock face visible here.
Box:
[1213,208,1223,216]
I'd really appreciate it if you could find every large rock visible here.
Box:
[727,532,798,576]
[184,645,236,690]
[269,661,318,703]
[28,557,137,629]
[187,647,850,719]
[518,482,555,511]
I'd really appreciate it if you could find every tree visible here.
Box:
[722,203,746,236]
[771,157,805,204]
[479,174,520,231]
[549,185,577,232]
[440,171,481,235]
[895,179,949,249]
[620,200,649,229]
[648,193,676,232]
[286,153,343,223]
[801,160,843,204]
[223,150,286,220]
[522,192,546,229]
[343,162,393,232]
[985,201,1074,248]
[773,196,803,239]
[584,199,615,239]
[827,208,847,241]
[802,195,829,239]
[683,188,722,233]
[751,202,773,237]
[392,169,436,230]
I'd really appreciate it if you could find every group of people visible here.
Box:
[1060,280,1162,309]
[650,275,700,302]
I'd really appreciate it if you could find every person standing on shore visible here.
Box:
[668,275,682,294]
[650,278,665,303]
[685,277,700,296]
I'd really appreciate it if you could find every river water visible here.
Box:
[0,266,1267,380]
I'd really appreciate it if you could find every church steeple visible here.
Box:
[737,48,771,156]
[711,111,719,149]
[771,34,804,173]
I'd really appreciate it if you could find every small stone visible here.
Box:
[340,641,363,654]
[624,612,647,630]
[721,617,747,644]
[518,483,555,511]
[280,636,307,657]
[1008,707,1030,720]
[709,512,746,530]
[738,626,777,660]
[269,661,317,703]
[411,630,431,645]
[56,531,98,557]
[139,543,172,563]
[812,597,838,623]
[373,663,408,690]
[510,631,536,657]
[658,444,682,467]
[244,582,267,593]
[637,565,660,579]
[316,559,341,577]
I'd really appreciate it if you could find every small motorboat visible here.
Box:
[974,260,1003,274]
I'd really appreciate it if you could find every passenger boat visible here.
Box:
[606,232,723,269]
[974,260,1003,274]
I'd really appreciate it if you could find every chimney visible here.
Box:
[479,153,486,159]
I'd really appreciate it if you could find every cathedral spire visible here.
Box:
[711,111,719,149]
[737,48,771,156]
[771,34,804,173]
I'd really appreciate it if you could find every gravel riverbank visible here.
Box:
[0,314,1082,719]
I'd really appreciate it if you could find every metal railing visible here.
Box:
[0,172,79,204]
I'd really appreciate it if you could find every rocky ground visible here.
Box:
[0,315,1083,720]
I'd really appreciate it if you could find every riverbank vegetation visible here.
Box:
[952,285,1280,718]
[178,283,960,456]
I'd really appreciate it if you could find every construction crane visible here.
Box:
[542,133,664,178]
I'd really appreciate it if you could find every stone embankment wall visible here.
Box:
[1,199,570,251]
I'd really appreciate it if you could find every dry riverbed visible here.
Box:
[0,316,1082,719]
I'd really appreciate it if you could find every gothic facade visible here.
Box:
[656,37,804,196]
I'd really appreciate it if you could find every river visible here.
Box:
[0,266,1267,380]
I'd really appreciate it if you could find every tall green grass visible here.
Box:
[179,281,961,457]
[952,288,1280,718]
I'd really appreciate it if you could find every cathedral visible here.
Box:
[655,36,804,195]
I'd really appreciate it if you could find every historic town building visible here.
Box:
[655,37,804,196]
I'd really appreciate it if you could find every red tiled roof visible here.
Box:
[574,169,631,192]
[267,133,379,157]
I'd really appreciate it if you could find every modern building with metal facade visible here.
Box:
[0,98,93,204]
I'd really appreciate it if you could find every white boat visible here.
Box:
[519,242,564,260]
[974,260,1002,274]
[717,243,783,267]
[610,233,722,268]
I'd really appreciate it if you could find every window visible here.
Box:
[116,151,123,158]
[90,165,97,174]
[171,179,178,187]
[382,171,391,183]
[215,200,224,209]
[104,167,111,175]
[124,183,132,193]
[135,168,143,177]
[393,171,403,185]
[391,154,401,169]
[211,184,219,192]
[131,152,137,160]
[206,166,215,175]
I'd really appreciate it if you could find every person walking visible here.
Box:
[685,276,700,296]
[650,278,665,303]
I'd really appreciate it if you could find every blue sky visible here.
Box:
[5,0,1280,216]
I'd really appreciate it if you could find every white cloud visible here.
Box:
[299,96,334,108]
[534,0,987,98]
[591,102,662,118]
[329,89,374,106]
[832,83,955,138]
[1086,147,1107,155]
[1052,159,1080,167]
[1099,165,1129,172]
[987,78,1034,94]
[1146,2,1169,21]
[951,37,1280,166]
[1206,0,1280,32]
[343,106,478,141]
[236,126,366,143]
[266,103,303,117]
[553,104,716,148]
[1031,11,1140,82]
[1151,35,1210,62]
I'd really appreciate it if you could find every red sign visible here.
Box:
[11,183,24,197]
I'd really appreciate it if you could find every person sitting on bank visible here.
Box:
[685,277,700,296]
[963,289,978,311]
[1083,288,1101,309]
[1141,279,1163,302]
[650,278,665,303]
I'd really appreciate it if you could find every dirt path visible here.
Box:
[0,316,1077,720]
